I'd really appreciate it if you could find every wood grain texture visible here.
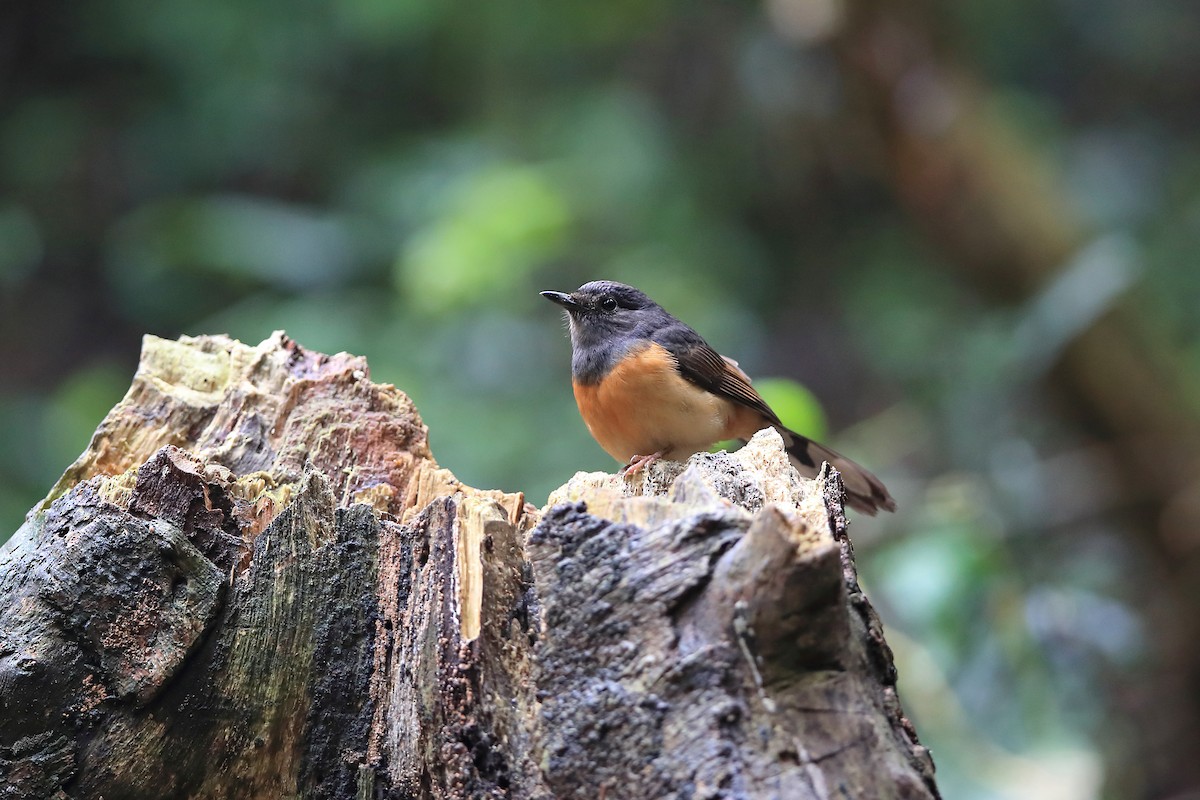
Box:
[0,332,936,799]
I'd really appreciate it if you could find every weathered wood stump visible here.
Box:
[0,332,937,799]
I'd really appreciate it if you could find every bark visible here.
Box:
[0,332,937,799]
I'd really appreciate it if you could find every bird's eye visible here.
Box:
[599,297,618,312]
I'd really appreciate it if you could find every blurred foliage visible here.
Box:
[4,0,1200,797]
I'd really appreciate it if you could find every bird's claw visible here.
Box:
[621,452,663,476]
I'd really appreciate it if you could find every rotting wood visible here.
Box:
[0,332,937,799]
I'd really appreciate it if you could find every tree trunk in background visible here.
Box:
[834,3,1200,795]
[0,332,937,799]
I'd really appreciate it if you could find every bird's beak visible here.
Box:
[540,290,584,312]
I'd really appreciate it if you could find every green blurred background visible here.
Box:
[4,1,1200,797]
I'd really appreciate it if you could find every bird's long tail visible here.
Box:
[774,426,896,516]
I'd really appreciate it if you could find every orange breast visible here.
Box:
[572,342,750,463]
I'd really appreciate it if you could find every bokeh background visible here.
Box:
[4,1,1200,797]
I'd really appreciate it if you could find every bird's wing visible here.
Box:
[664,329,896,514]
[669,338,782,426]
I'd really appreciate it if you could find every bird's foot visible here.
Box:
[621,451,663,477]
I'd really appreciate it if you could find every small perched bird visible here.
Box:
[542,280,896,515]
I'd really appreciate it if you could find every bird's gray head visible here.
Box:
[540,281,668,383]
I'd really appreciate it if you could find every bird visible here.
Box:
[541,280,896,515]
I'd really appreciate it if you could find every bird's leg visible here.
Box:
[621,451,664,476]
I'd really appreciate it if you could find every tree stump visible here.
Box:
[0,332,938,799]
